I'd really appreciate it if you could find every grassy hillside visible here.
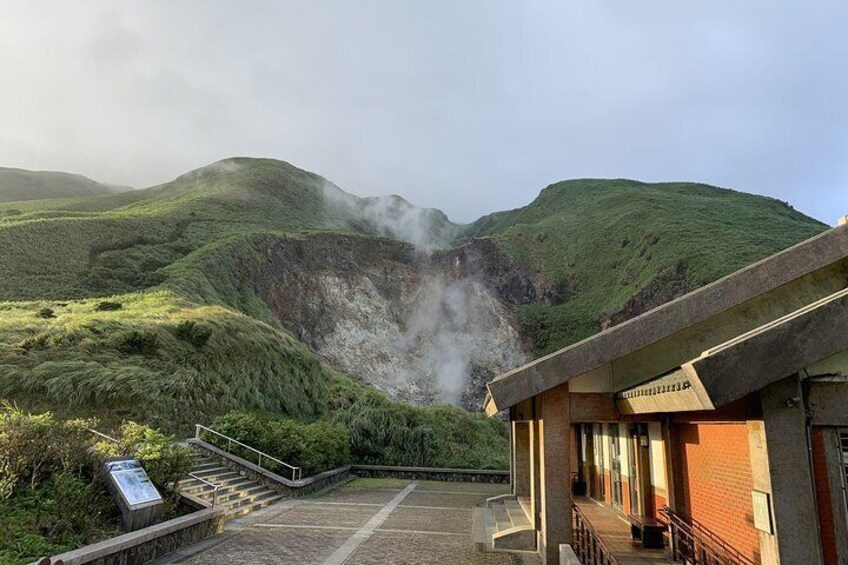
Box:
[464,179,828,354]
[0,160,828,473]
[0,167,127,203]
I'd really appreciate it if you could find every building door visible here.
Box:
[628,423,653,517]
[609,423,624,508]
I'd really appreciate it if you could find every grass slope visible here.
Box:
[0,167,126,203]
[464,179,828,354]
[0,160,829,473]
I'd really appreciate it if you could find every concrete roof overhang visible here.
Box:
[616,287,848,414]
[485,223,848,415]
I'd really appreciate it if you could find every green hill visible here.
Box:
[464,179,827,354]
[0,167,127,203]
[0,159,829,469]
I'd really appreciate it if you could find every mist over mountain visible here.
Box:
[0,158,827,418]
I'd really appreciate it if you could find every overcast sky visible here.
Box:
[1,1,846,224]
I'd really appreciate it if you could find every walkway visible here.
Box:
[159,478,539,565]
[574,498,673,565]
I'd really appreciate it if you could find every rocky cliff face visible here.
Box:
[250,234,538,408]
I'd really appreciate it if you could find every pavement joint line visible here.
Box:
[406,489,504,495]
[396,505,473,511]
[305,502,385,507]
[253,524,361,532]
[322,482,418,565]
[375,528,468,536]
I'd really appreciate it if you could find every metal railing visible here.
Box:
[572,503,621,565]
[195,424,302,481]
[659,506,756,565]
[186,472,222,508]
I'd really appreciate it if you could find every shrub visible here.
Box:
[94,301,123,311]
[94,422,193,508]
[173,320,213,348]
[210,411,351,476]
[0,403,99,499]
[115,330,158,354]
[36,307,55,319]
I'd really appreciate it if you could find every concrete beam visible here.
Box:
[689,288,848,408]
[569,392,617,421]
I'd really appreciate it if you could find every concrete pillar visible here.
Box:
[514,421,532,498]
[539,383,572,565]
[761,375,824,565]
[747,420,780,564]
[531,401,542,527]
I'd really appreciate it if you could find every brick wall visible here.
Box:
[674,423,760,563]
[811,427,838,565]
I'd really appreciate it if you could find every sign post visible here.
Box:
[103,458,164,531]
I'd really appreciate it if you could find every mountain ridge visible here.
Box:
[0,157,829,423]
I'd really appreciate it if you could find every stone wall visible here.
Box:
[33,509,224,565]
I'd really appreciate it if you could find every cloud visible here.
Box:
[0,0,845,223]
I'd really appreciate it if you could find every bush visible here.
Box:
[173,320,213,348]
[210,411,351,476]
[325,385,509,469]
[0,403,98,499]
[36,308,55,319]
[115,330,158,354]
[94,422,193,509]
[94,301,122,311]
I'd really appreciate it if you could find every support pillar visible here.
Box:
[513,421,532,498]
[761,375,824,565]
[539,383,572,565]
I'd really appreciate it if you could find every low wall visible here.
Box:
[350,464,510,483]
[187,439,353,496]
[189,439,510,489]
[31,508,225,565]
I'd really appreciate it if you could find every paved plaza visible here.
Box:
[160,478,539,565]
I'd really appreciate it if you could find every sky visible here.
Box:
[0,1,846,224]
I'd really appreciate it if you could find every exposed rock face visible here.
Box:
[252,234,536,409]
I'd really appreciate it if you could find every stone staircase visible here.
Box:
[473,495,536,553]
[179,451,284,520]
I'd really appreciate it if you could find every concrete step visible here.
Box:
[225,493,284,519]
[472,507,494,553]
[504,499,531,528]
[492,501,514,532]
[221,489,278,511]
[179,477,256,498]
[217,484,269,503]
[188,469,243,483]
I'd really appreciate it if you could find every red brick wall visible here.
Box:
[811,427,838,565]
[653,494,667,519]
[675,423,760,562]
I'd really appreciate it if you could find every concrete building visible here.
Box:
[477,222,848,565]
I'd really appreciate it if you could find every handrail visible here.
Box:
[572,502,621,565]
[195,424,302,481]
[659,506,755,565]
[88,427,120,444]
[186,472,221,508]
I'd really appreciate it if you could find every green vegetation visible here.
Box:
[0,404,192,565]
[210,411,351,476]
[465,179,827,353]
[0,167,126,204]
[0,159,828,474]
[0,292,336,432]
